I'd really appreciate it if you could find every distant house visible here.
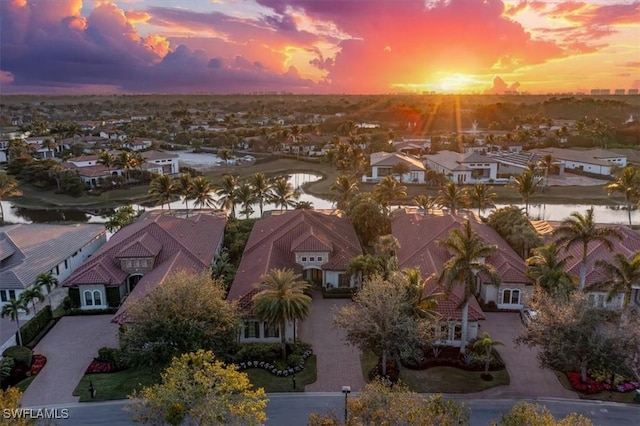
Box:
[0,224,106,308]
[365,152,426,183]
[392,214,532,346]
[425,151,498,184]
[228,210,363,343]
[532,148,627,176]
[123,138,153,152]
[62,214,226,319]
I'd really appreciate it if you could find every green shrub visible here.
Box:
[321,287,357,299]
[97,347,127,371]
[17,305,52,347]
[235,343,281,364]
[0,357,15,381]
[2,346,33,367]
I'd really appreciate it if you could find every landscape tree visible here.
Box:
[538,153,554,188]
[20,286,44,314]
[553,208,622,290]
[294,200,313,209]
[217,147,231,169]
[391,161,411,183]
[491,402,593,426]
[589,252,640,308]
[472,331,504,377]
[334,274,426,375]
[413,194,437,215]
[516,290,640,382]
[604,165,640,228]
[252,268,311,360]
[374,175,407,215]
[270,176,299,210]
[97,150,114,175]
[127,349,267,426]
[216,174,239,219]
[191,176,215,210]
[0,172,23,225]
[236,181,256,219]
[509,169,542,215]
[0,387,29,426]
[346,254,383,283]
[525,242,576,299]
[374,234,400,278]
[1,298,29,346]
[119,270,240,366]
[469,183,497,216]
[308,381,470,426]
[330,174,358,211]
[176,174,195,217]
[436,182,468,215]
[35,271,60,306]
[248,172,272,217]
[148,174,176,211]
[486,206,542,258]
[437,220,500,353]
[401,267,441,321]
[347,192,390,247]
[105,205,137,233]
[115,150,135,184]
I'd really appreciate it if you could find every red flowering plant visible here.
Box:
[85,359,113,374]
[27,354,47,377]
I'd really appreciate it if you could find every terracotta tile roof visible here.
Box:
[424,278,485,321]
[116,234,162,258]
[228,210,362,304]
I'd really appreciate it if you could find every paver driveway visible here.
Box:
[21,315,119,406]
[298,294,365,392]
[478,312,577,399]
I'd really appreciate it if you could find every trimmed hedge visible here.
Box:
[68,307,118,316]
[2,346,33,367]
[321,287,357,299]
[17,306,52,347]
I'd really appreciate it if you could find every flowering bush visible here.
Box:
[566,371,640,394]
[86,358,113,374]
[27,354,47,377]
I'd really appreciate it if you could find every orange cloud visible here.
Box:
[125,10,151,24]
[143,34,169,58]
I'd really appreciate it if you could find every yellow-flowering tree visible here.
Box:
[492,401,593,426]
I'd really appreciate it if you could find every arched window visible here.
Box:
[93,290,102,306]
[84,290,93,306]
[501,289,521,305]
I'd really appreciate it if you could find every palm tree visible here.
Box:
[192,176,215,210]
[402,268,441,321]
[176,174,195,217]
[115,150,135,183]
[20,286,44,314]
[525,242,575,298]
[472,332,504,377]
[604,166,639,228]
[249,173,272,217]
[236,181,256,219]
[218,148,231,171]
[590,251,640,308]
[1,298,29,346]
[553,208,623,290]
[252,268,312,360]
[509,169,542,216]
[346,254,383,283]
[35,272,60,306]
[391,162,411,183]
[271,176,299,211]
[538,153,554,188]
[374,234,401,278]
[0,172,22,225]
[97,150,114,175]
[413,195,437,216]
[216,174,239,219]
[294,201,313,210]
[469,183,497,216]
[148,174,176,211]
[374,176,407,215]
[330,174,358,211]
[437,220,500,353]
[436,182,468,215]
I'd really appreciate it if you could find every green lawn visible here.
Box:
[244,355,317,392]
[73,366,163,402]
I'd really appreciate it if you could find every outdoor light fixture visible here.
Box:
[341,385,351,424]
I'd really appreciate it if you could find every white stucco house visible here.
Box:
[365,152,426,183]
[532,148,627,176]
[425,151,499,184]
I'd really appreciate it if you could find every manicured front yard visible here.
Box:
[244,355,317,392]
[554,371,638,404]
[73,366,163,402]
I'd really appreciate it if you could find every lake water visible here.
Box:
[2,176,638,226]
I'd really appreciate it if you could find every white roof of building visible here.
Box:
[533,148,625,166]
[370,152,426,171]
[425,150,496,172]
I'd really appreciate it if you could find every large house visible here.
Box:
[531,148,627,176]
[62,214,226,321]
[0,224,106,307]
[364,152,426,183]
[392,214,532,346]
[425,151,499,184]
[228,210,363,343]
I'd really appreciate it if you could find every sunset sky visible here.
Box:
[1,0,638,95]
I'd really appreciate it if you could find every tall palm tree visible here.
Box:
[604,166,639,228]
[35,272,60,306]
[270,176,299,211]
[553,208,623,290]
[330,174,359,212]
[346,254,383,283]
[538,153,554,188]
[374,176,407,215]
[294,201,313,210]
[525,242,575,298]
[216,174,239,219]
[436,182,468,215]
[437,220,500,353]
[413,195,437,216]
[1,298,29,346]
[469,183,497,216]
[402,267,441,321]
[148,174,176,211]
[192,176,215,210]
[115,150,134,183]
[249,173,272,217]
[509,169,542,216]
[374,234,401,278]
[20,286,44,314]
[252,268,312,360]
[590,251,640,308]
[0,172,22,225]
[176,174,195,217]
[97,150,114,175]
[236,181,257,219]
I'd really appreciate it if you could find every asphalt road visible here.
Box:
[18,394,640,426]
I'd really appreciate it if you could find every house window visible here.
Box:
[1,290,16,302]
[501,289,521,305]
[588,293,606,308]
[140,259,147,267]
[317,256,323,262]
[338,273,350,288]
[126,260,132,268]
[309,256,315,262]
[453,324,462,341]
[134,260,140,268]
[84,291,93,306]
[93,291,102,306]
[264,323,279,338]
[64,259,69,269]
[244,321,260,339]
[301,257,307,262]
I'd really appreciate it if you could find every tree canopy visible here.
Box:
[491,402,593,426]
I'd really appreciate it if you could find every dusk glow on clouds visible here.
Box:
[0,0,638,94]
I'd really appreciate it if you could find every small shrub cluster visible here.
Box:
[235,342,313,376]
[17,305,53,347]
[401,345,505,372]
[566,371,640,394]
[86,359,114,374]
[97,347,127,371]
[2,346,33,367]
[28,354,47,377]
[369,358,400,384]
[321,287,357,299]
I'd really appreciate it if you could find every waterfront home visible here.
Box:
[364,152,426,183]
[425,151,499,184]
